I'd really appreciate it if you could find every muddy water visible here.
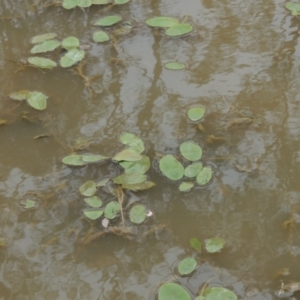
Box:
[1,0,300,299]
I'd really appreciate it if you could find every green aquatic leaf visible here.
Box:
[28,57,57,69]
[178,257,197,276]
[83,209,104,220]
[286,2,300,11]
[84,196,102,208]
[60,49,85,68]
[205,237,226,253]
[79,180,97,196]
[187,106,206,122]
[179,181,194,192]
[62,0,79,9]
[196,167,213,185]
[113,149,142,161]
[190,238,201,251]
[180,141,202,161]
[184,162,203,177]
[159,155,184,181]
[94,15,122,26]
[62,36,80,50]
[119,156,150,174]
[129,204,146,224]
[114,0,130,4]
[158,283,191,300]
[9,90,30,101]
[78,0,92,7]
[165,23,193,37]
[92,0,110,4]
[201,287,237,300]
[96,178,110,187]
[30,32,57,44]
[30,40,61,54]
[104,201,120,219]
[23,199,36,209]
[113,173,146,185]
[119,132,145,153]
[81,154,108,163]
[62,154,85,166]
[92,31,110,42]
[164,62,185,70]
[145,16,179,28]
[121,181,156,191]
[26,91,47,111]
[292,9,299,15]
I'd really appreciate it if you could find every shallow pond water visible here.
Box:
[1,0,300,299]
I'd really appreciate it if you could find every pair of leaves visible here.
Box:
[62,154,108,166]
[196,287,237,300]
[190,237,226,253]
[83,201,120,220]
[286,2,300,15]
[60,48,85,68]
[9,90,47,111]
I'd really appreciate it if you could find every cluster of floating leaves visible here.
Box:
[285,2,300,16]
[62,0,130,10]
[145,16,194,37]
[190,237,226,253]
[9,90,48,111]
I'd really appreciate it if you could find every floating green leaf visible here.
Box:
[129,204,146,224]
[179,181,194,192]
[62,154,85,166]
[196,167,213,185]
[28,57,57,69]
[79,181,97,196]
[81,154,108,163]
[62,0,79,9]
[159,155,184,180]
[30,32,57,44]
[104,201,120,219]
[60,49,85,68]
[78,0,92,7]
[84,196,102,208]
[187,106,206,122]
[164,62,185,70]
[92,31,110,42]
[22,199,36,209]
[180,141,202,161]
[178,257,197,276]
[145,16,179,28]
[119,132,144,153]
[165,23,193,37]
[184,162,203,177]
[286,2,300,11]
[83,209,104,220]
[96,178,110,187]
[190,238,201,251]
[205,237,226,253]
[113,149,142,161]
[158,283,191,300]
[62,36,80,50]
[122,181,156,191]
[119,156,150,174]
[92,0,110,4]
[30,40,61,54]
[27,91,47,111]
[114,0,130,4]
[113,173,146,185]
[201,287,237,300]
[94,15,122,26]
[9,90,30,101]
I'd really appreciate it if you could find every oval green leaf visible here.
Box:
[187,106,206,122]
[159,155,184,181]
[62,154,85,166]
[201,287,237,300]
[9,90,30,101]
[27,91,47,111]
[180,141,202,161]
[94,15,122,26]
[196,167,213,185]
[79,180,97,196]
[23,199,36,209]
[119,156,150,174]
[83,209,104,220]
[145,16,179,28]
[60,49,85,68]
[113,149,142,161]
[113,173,146,185]
[178,257,197,276]
[184,162,203,177]
[190,238,201,251]
[205,237,226,253]
[164,62,185,70]
[84,196,102,208]
[119,133,145,153]
[28,57,57,69]
[165,23,193,37]
[30,40,61,54]
[158,283,191,300]
[92,31,110,42]
[62,36,80,50]
[179,181,194,192]
[114,0,130,4]
[104,201,120,219]
[129,204,146,224]
[30,32,57,44]
[81,154,108,163]
[286,2,300,11]
[122,181,156,191]
[62,0,79,9]
[78,0,92,7]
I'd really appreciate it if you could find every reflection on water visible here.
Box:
[1,0,300,299]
